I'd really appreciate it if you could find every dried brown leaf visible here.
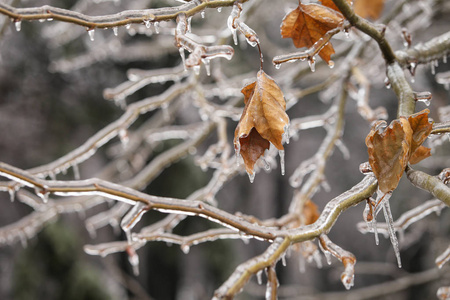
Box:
[234,70,289,175]
[353,0,386,20]
[366,118,412,193]
[281,3,344,62]
[365,109,432,193]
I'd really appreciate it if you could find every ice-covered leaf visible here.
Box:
[353,0,386,20]
[365,109,432,193]
[280,3,344,63]
[365,118,412,193]
[234,70,289,176]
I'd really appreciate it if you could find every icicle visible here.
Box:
[444,55,447,64]
[14,20,21,32]
[279,150,285,176]
[382,199,402,268]
[217,7,222,12]
[72,164,80,180]
[126,246,140,276]
[113,27,118,36]
[8,186,17,202]
[298,255,306,273]
[201,11,205,18]
[431,61,436,75]
[181,244,190,254]
[126,23,131,30]
[88,29,95,41]
[283,124,290,145]
[161,102,170,121]
[235,141,241,166]
[187,17,192,33]
[121,202,148,243]
[179,48,187,70]
[34,186,49,203]
[341,272,354,290]
[203,58,211,76]
[275,63,281,70]
[247,171,255,183]
[154,22,160,34]
[281,253,287,266]
[308,57,316,72]
[328,60,335,69]
[256,270,263,285]
[119,128,129,148]
[193,65,200,75]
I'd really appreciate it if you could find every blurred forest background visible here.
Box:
[0,0,449,299]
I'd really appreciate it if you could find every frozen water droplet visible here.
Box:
[328,60,335,69]
[247,171,255,183]
[279,150,285,176]
[161,102,170,121]
[203,58,211,76]
[113,27,118,36]
[154,22,160,34]
[201,11,205,18]
[275,63,281,70]
[34,186,49,203]
[256,270,263,285]
[144,20,151,28]
[88,29,95,41]
[308,57,315,72]
[14,20,21,32]
[39,19,46,23]
[119,128,129,148]
[341,273,354,290]
[217,7,222,12]
[384,77,391,89]
[47,18,53,21]
[181,244,190,254]
[126,23,131,30]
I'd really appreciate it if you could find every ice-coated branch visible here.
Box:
[319,234,356,290]
[0,81,193,186]
[396,31,450,69]
[273,27,342,70]
[406,166,450,207]
[331,0,396,64]
[386,62,416,117]
[0,0,246,29]
[436,245,450,269]
[289,82,349,214]
[212,237,290,299]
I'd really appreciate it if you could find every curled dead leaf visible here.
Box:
[280,3,344,63]
[365,109,432,193]
[302,199,320,225]
[234,70,289,177]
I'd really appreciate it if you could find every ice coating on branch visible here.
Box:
[436,246,450,269]
[120,202,148,243]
